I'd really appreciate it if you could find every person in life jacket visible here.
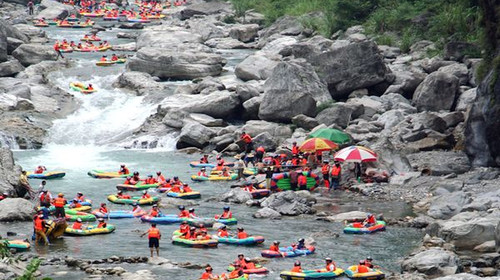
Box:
[228,263,244,279]
[188,208,196,218]
[364,256,375,268]
[200,154,209,164]
[123,176,133,185]
[178,205,189,217]
[330,162,342,190]
[244,258,256,270]
[75,192,85,202]
[100,55,107,62]
[132,203,142,215]
[141,223,161,257]
[39,190,52,207]
[34,165,46,174]
[240,131,253,154]
[179,220,189,235]
[145,174,157,184]
[34,214,50,245]
[200,265,218,280]
[216,155,225,166]
[234,254,246,267]
[97,218,107,228]
[217,225,228,237]
[72,218,83,230]
[111,54,118,61]
[243,182,254,192]
[148,205,160,217]
[317,258,336,272]
[119,164,129,174]
[272,155,281,167]
[53,193,67,218]
[236,227,248,239]
[217,206,232,219]
[291,142,299,156]
[86,83,94,91]
[197,168,207,177]
[141,190,151,199]
[363,213,376,227]
[255,146,265,163]
[321,160,331,189]
[128,172,140,185]
[293,238,306,250]
[116,190,131,199]
[99,203,108,213]
[356,260,370,273]
[215,162,224,171]
[170,183,181,193]
[83,34,90,40]
[291,261,303,273]
[180,183,192,193]
[297,173,308,191]
[69,199,82,209]
[198,231,211,240]
[172,176,181,185]
[269,241,280,252]
[156,171,166,184]
[221,167,231,177]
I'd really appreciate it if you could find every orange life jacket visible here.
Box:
[321,164,330,174]
[149,209,158,217]
[218,229,228,237]
[241,134,252,144]
[200,272,213,279]
[72,222,82,229]
[54,197,66,207]
[326,263,336,271]
[148,227,160,238]
[97,222,106,228]
[179,210,189,217]
[180,224,189,234]
[298,175,307,186]
[142,193,151,199]
[100,206,108,213]
[331,166,341,176]
[197,171,207,177]
[237,232,248,239]
[245,262,256,269]
[292,146,299,154]
[357,265,369,273]
[269,245,279,252]
[221,211,232,219]
[256,146,265,153]
[291,266,302,273]
[183,186,192,193]
[34,218,43,230]
[171,185,181,192]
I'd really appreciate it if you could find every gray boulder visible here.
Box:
[220,188,253,204]
[176,122,215,149]
[229,24,259,43]
[437,63,469,85]
[0,60,24,77]
[260,191,316,216]
[189,113,224,127]
[127,48,224,80]
[258,61,332,122]
[0,198,35,221]
[36,0,78,19]
[234,54,278,81]
[434,273,497,280]
[13,24,45,39]
[242,95,262,120]
[427,191,470,219]
[241,120,292,139]
[252,132,278,151]
[402,248,459,277]
[407,151,470,176]
[113,71,165,95]
[438,214,498,250]
[258,16,303,46]
[192,76,225,94]
[236,84,261,103]
[135,28,202,50]
[315,103,353,128]
[0,148,22,195]
[178,1,231,20]
[325,211,367,222]
[12,44,57,67]
[413,72,459,112]
[292,114,319,130]
[456,88,477,111]
[253,207,281,219]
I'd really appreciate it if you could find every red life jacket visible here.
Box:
[298,175,307,186]
[292,146,299,154]
[221,211,232,219]
[148,228,160,238]
[331,166,341,176]
[321,164,330,174]
[237,232,248,239]
[54,197,66,207]
[34,218,43,230]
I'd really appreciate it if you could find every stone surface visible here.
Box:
[401,248,459,277]
[0,148,22,195]
[292,114,320,130]
[0,59,24,77]
[176,122,215,149]
[315,103,353,128]
[253,207,281,219]
[0,198,35,221]
[220,188,253,204]
[413,72,459,112]
[12,44,57,67]
[229,24,259,43]
[260,191,316,216]
[113,71,165,95]
[325,211,367,222]
[234,53,278,81]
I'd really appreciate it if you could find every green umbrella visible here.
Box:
[307,128,351,144]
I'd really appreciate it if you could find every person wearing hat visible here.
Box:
[118,164,130,175]
[321,160,331,189]
[75,192,86,202]
[178,205,189,218]
[216,206,232,220]
[236,227,248,239]
[197,168,208,177]
[255,146,265,163]
[68,199,82,209]
[39,189,52,207]
[217,225,228,237]
[356,260,370,273]
[240,131,253,154]
[99,203,108,214]
[200,265,218,279]
[141,223,161,257]
[179,220,189,235]
[116,190,131,199]
[97,218,107,228]
[317,258,337,272]
[53,193,67,218]
[34,214,49,245]
[363,213,376,227]
[291,141,299,156]
[291,261,302,273]
[243,257,256,270]
[100,55,108,62]
[364,256,375,268]
[141,190,151,199]
[72,218,83,230]
[234,254,246,268]
[145,174,157,185]
[198,230,211,240]
[155,171,166,184]
[330,162,342,190]
[181,183,193,193]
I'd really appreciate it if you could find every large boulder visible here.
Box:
[401,248,459,277]
[412,72,459,112]
[135,28,202,50]
[0,198,35,221]
[242,95,262,120]
[36,0,79,19]
[0,148,22,195]
[407,151,470,176]
[253,207,282,219]
[127,48,225,80]
[258,16,303,46]
[13,24,46,39]
[315,103,353,128]
[220,188,253,204]
[437,63,469,85]
[427,191,470,220]
[0,60,24,77]
[241,120,292,139]
[325,211,367,222]
[229,24,259,43]
[260,191,316,216]
[178,1,231,20]
[0,23,8,63]
[12,44,57,67]
[258,61,331,122]
[113,71,165,95]
[234,54,279,81]
[456,88,477,111]
[176,122,215,149]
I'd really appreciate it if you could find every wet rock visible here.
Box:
[0,198,35,221]
[427,191,470,219]
[242,95,262,120]
[111,42,136,52]
[12,44,57,67]
[229,24,259,43]
[118,23,143,29]
[260,191,316,216]
[220,188,252,204]
[402,248,459,277]
[176,122,215,149]
[253,207,281,219]
[189,114,224,127]
[234,54,279,81]
[413,72,459,112]
[325,211,367,222]
[473,241,496,253]
[113,71,165,95]
[315,103,353,128]
[0,59,24,77]
[147,257,173,266]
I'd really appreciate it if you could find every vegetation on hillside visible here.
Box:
[230,0,481,54]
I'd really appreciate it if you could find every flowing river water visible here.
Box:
[2,14,423,279]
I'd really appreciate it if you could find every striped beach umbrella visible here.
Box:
[299,138,339,152]
[334,146,377,162]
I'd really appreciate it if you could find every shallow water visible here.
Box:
[2,15,422,280]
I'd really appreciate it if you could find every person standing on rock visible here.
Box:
[19,170,35,199]
[53,41,64,59]
[240,131,253,154]
[233,154,245,180]
[141,223,161,257]
[27,0,34,15]
[330,162,342,190]
[321,160,331,189]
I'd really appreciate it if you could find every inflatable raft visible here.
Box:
[243,167,258,176]
[116,183,159,191]
[228,264,268,275]
[344,266,385,280]
[248,189,270,199]
[96,60,115,66]
[70,82,96,94]
[92,209,146,219]
[34,22,49,27]
[87,170,130,178]
[26,171,66,179]
[189,161,235,168]
[261,245,316,258]
[213,235,265,246]
[343,221,386,234]
[171,236,218,248]
[270,171,319,191]
[191,173,238,182]
[280,268,344,280]
[65,225,116,236]
[127,17,151,23]
[6,240,31,251]
[66,211,96,222]
[107,194,160,205]
[166,191,201,199]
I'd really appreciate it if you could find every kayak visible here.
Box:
[72,24,90,28]
[97,45,112,52]
[147,14,165,19]
[6,240,31,252]
[60,47,73,53]
[81,37,101,42]
[66,199,92,207]
[92,209,146,219]
[141,214,231,227]
[65,224,116,236]
[191,173,238,181]
[116,183,159,191]
[344,266,385,280]
[213,235,265,246]
[107,194,160,205]
[215,218,238,225]
[280,268,345,280]
[46,205,92,213]
[189,161,234,168]
[270,171,319,191]
[248,189,270,199]
[261,245,316,258]
[96,61,115,66]
[57,23,73,28]
[228,264,268,275]
[74,47,93,52]
[26,171,66,179]
[171,235,218,248]
[66,211,96,222]
[166,191,201,199]
[103,16,119,20]
[344,221,386,234]
[87,170,130,178]
[70,82,96,94]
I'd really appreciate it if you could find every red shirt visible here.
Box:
[237,232,248,239]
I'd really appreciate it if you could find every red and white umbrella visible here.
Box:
[334,146,377,162]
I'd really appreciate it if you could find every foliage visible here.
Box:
[15,258,51,280]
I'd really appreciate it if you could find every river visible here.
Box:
[2,13,423,280]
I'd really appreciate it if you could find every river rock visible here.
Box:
[12,44,57,67]
[205,37,248,49]
[260,191,316,216]
[0,60,24,77]
[292,114,319,130]
[258,61,332,122]
[437,63,469,85]
[118,23,144,30]
[401,248,459,277]
[135,28,202,50]
[111,42,136,52]
[463,189,500,212]
[0,198,35,221]
[220,188,252,204]
[127,48,224,80]
[242,95,262,120]
[189,113,224,127]
[160,90,239,119]
[178,1,231,20]
[473,240,496,253]
[0,148,22,195]
[324,211,367,223]
[176,122,215,149]
[258,16,303,46]
[229,24,259,43]
[456,88,477,111]
[427,191,470,219]
[407,151,470,175]
[234,54,279,81]
[434,273,497,280]
[253,132,278,151]
[413,72,459,112]
[253,207,281,219]
[315,103,353,128]
[444,41,479,61]
[113,71,165,95]
[241,120,292,139]
[192,76,225,94]
[36,0,78,19]
[13,24,45,39]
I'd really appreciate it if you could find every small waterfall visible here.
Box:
[0,132,20,150]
